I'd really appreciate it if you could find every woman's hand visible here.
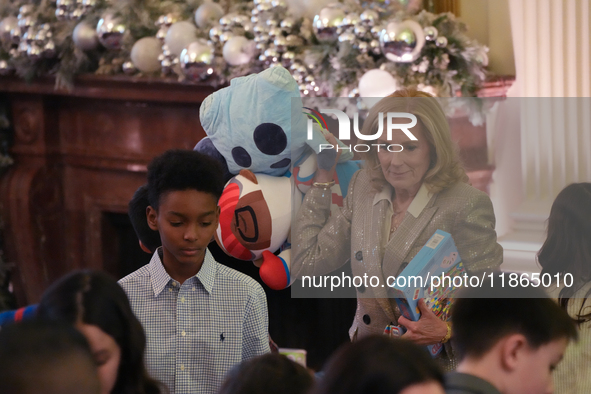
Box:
[398,299,448,346]
[314,133,342,183]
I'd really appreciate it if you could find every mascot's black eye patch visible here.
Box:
[270,158,291,168]
[253,123,287,155]
[232,147,252,167]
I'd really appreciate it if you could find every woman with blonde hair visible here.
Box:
[293,88,502,369]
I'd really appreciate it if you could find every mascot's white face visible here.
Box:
[215,170,292,261]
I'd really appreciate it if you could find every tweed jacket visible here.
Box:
[292,169,503,368]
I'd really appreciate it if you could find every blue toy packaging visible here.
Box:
[388,230,465,356]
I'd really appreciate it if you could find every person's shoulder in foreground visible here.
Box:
[445,274,577,394]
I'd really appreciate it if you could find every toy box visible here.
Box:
[388,230,465,356]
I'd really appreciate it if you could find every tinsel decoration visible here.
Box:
[0,0,489,99]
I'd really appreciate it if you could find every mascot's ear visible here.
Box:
[194,137,232,182]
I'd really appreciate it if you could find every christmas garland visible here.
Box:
[0,0,489,98]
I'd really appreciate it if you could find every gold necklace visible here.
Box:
[390,204,404,234]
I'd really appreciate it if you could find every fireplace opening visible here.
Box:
[101,212,152,280]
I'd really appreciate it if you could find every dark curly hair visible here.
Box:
[538,182,591,323]
[313,336,443,394]
[128,184,161,252]
[37,270,164,394]
[147,149,225,210]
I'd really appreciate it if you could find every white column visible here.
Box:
[491,0,591,273]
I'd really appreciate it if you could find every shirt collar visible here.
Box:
[372,182,433,218]
[148,248,217,297]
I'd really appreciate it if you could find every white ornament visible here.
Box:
[131,37,162,73]
[222,36,255,66]
[358,69,398,108]
[165,21,198,56]
[194,1,224,29]
[73,21,99,51]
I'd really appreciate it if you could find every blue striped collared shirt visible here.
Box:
[119,248,270,394]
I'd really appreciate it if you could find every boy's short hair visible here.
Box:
[128,184,161,252]
[0,320,100,394]
[218,353,314,394]
[147,149,225,209]
[451,276,578,360]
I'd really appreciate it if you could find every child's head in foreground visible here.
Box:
[0,319,101,394]
[128,184,161,254]
[146,149,225,269]
[218,353,315,394]
[313,335,444,394]
[451,277,578,394]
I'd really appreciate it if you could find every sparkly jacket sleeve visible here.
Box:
[451,188,503,274]
[291,170,360,279]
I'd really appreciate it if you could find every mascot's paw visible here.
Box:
[259,250,290,290]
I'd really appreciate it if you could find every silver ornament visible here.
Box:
[162,14,177,27]
[122,61,136,75]
[179,41,214,81]
[253,24,268,35]
[380,20,425,63]
[232,14,250,27]
[96,14,126,50]
[348,87,360,98]
[209,25,223,42]
[356,40,369,54]
[340,13,360,31]
[369,39,381,55]
[266,19,279,28]
[73,21,98,51]
[424,26,438,41]
[271,0,287,10]
[219,31,234,44]
[219,14,233,29]
[338,31,355,44]
[281,50,295,67]
[257,2,273,13]
[57,0,74,11]
[255,42,266,52]
[55,9,68,21]
[313,6,345,43]
[268,27,282,39]
[0,17,19,44]
[251,15,259,25]
[22,28,36,44]
[156,26,168,42]
[70,8,85,21]
[280,18,295,31]
[258,54,267,63]
[43,40,56,58]
[435,36,447,48]
[0,59,14,76]
[82,0,97,10]
[359,10,379,26]
[10,28,22,44]
[354,24,368,38]
[161,58,172,74]
[264,47,279,63]
[162,45,172,58]
[251,7,260,16]
[274,36,287,51]
[370,24,384,37]
[18,16,35,33]
[156,15,166,27]
[27,44,42,61]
